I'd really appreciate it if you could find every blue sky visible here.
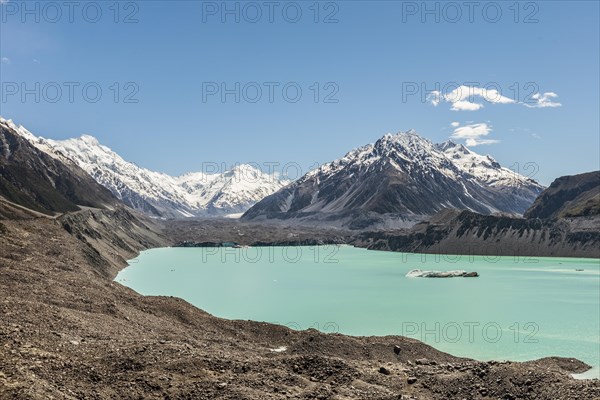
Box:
[1,0,598,185]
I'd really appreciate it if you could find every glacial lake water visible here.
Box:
[116,245,600,379]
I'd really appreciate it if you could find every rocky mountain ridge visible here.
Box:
[525,171,599,219]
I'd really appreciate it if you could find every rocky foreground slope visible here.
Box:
[1,204,598,399]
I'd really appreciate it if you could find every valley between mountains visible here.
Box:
[1,116,599,399]
[2,116,596,259]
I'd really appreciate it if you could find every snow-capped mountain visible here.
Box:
[243,130,545,229]
[1,118,288,218]
[177,164,289,213]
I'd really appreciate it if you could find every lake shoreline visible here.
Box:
[118,245,600,381]
[1,208,598,399]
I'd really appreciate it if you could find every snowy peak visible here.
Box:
[0,117,37,142]
[310,131,435,175]
[79,134,101,146]
[0,117,77,166]
[436,140,466,153]
[326,130,541,189]
[308,130,461,184]
[243,129,546,228]
[374,131,434,157]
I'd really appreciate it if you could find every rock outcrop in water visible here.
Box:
[406,269,479,278]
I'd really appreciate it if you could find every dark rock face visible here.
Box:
[243,132,543,229]
[355,209,600,258]
[174,241,231,247]
[0,121,117,215]
[524,171,600,219]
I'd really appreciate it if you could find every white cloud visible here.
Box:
[450,122,499,146]
[427,90,442,107]
[446,85,515,105]
[0,57,9,64]
[451,122,492,139]
[431,85,516,112]
[428,85,561,111]
[450,121,460,128]
[451,100,484,111]
[524,92,562,108]
[531,133,541,139]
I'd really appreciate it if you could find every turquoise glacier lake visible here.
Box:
[116,245,600,379]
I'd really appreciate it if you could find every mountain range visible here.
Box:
[0,116,597,257]
[1,118,548,225]
[243,130,545,229]
[0,118,288,218]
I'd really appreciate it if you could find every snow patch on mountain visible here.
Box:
[437,140,542,189]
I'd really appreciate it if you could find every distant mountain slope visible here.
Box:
[243,131,544,229]
[2,118,288,218]
[354,171,600,258]
[0,118,117,215]
[524,171,600,219]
